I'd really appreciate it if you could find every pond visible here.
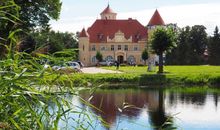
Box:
[56,88,220,130]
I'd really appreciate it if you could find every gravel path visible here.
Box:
[81,67,122,74]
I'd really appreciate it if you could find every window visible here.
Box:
[98,34,104,41]
[111,45,114,51]
[124,45,128,51]
[91,45,96,51]
[134,45,138,51]
[101,46,106,51]
[118,45,121,50]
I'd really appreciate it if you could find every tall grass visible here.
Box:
[0,2,104,129]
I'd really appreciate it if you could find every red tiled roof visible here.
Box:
[100,4,116,14]
[87,19,148,43]
[79,28,89,37]
[148,9,165,26]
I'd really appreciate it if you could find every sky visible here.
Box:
[50,0,220,35]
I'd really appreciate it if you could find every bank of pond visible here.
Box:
[45,72,220,88]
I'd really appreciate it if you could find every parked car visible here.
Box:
[75,61,84,68]
[65,61,81,70]
[99,60,108,66]
[52,65,61,70]
[52,62,81,71]
[107,61,115,66]
[99,60,115,66]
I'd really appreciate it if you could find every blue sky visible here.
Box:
[50,0,220,35]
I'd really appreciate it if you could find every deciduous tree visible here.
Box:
[96,51,103,65]
[188,25,208,64]
[150,28,176,73]
[142,48,149,65]
[14,0,62,30]
[208,26,220,65]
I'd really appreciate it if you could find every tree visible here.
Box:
[141,48,149,65]
[188,25,208,64]
[95,51,103,65]
[0,0,62,58]
[150,28,176,73]
[208,26,220,65]
[14,0,62,30]
[166,25,208,65]
[166,26,191,65]
[32,30,78,54]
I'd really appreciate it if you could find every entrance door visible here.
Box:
[117,55,124,64]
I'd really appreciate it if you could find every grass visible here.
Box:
[40,65,220,88]
[103,65,220,75]
[95,65,220,86]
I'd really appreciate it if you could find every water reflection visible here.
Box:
[214,93,219,107]
[80,89,175,129]
[50,89,220,129]
[78,89,220,130]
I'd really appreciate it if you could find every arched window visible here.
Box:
[91,56,96,63]
[105,56,114,62]
[127,55,136,63]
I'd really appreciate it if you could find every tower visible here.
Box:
[100,4,117,20]
[79,28,89,66]
[147,9,166,41]
[147,9,165,33]
[147,9,165,66]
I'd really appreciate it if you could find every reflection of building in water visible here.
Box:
[80,90,161,128]
[77,90,220,130]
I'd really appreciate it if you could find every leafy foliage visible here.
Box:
[208,26,220,65]
[0,1,102,130]
[96,51,103,62]
[32,30,78,54]
[150,27,176,73]
[141,48,149,65]
[166,25,208,65]
[14,0,62,30]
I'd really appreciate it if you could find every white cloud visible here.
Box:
[50,3,220,35]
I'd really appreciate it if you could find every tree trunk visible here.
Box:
[158,53,163,73]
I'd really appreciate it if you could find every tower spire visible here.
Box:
[148,9,165,26]
[100,3,117,20]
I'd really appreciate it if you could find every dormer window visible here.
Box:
[97,34,104,40]
[135,34,141,40]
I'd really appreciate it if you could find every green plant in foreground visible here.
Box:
[0,2,103,130]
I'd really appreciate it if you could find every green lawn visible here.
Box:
[45,66,220,88]
[99,65,220,86]
[103,65,220,75]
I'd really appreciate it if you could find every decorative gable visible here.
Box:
[107,30,132,43]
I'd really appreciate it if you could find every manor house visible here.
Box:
[79,4,166,66]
